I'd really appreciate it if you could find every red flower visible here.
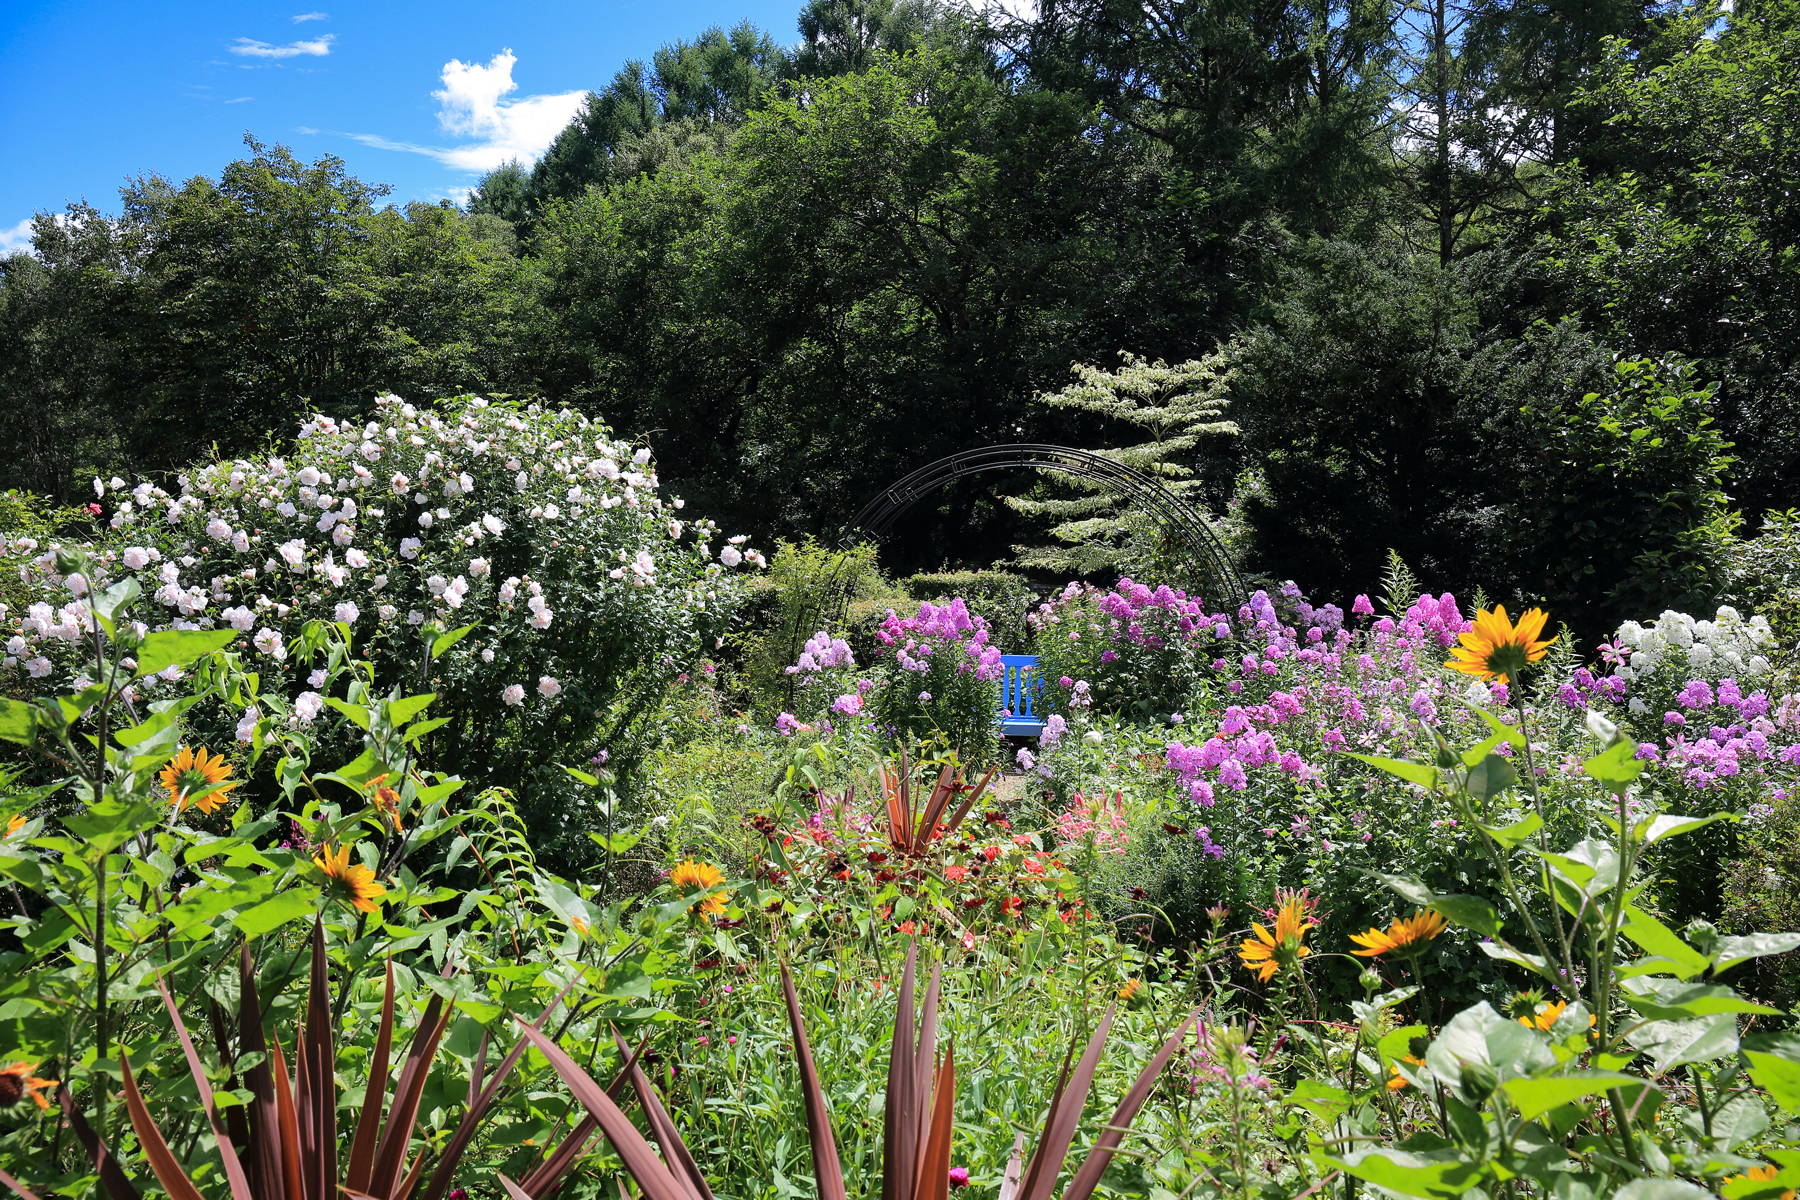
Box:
[980,845,1000,862]
[867,851,889,865]
[898,921,917,935]
[1001,896,1024,917]
[944,864,969,882]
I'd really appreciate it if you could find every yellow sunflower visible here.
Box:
[1118,978,1143,1002]
[158,745,238,814]
[1349,909,1447,958]
[1240,897,1313,982]
[1447,605,1556,685]
[313,843,386,914]
[1725,1166,1795,1200]
[1519,999,1567,1032]
[670,859,730,919]
[3,814,24,840]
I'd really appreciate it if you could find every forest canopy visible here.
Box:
[4,0,1796,646]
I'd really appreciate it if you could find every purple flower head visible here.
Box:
[1352,594,1375,617]
[775,712,801,736]
[948,1168,970,1189]
[1678,680,1715,710]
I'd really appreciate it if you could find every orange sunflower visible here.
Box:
[670,859,730,918]
[158,745,238,814]
[1240,897,1313,982]
[1386,1054,1427,1092]
[1725,1166,1795,1200]
[1519,999,1568,1032]
[0,1061,56,1111]
[1350,909,1447,958]
[313,843,386,914]
[1447,605,1556,685]
[369,775,405,832]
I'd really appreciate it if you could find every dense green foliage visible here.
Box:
[4,0,1798,637]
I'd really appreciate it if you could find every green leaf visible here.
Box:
[1613,1181,1714,1200]
[1626,1012,1738,1073]
[1364,870,1435,907]
[0,698,39,746]
[1618,907,1712,979]
[1465,753,1517,802]
[1478,812,1542,848]
[1461,704,1527,750]
[1582,739,1643,789]
[1376,1024,1430,1064]
[1713,932,1800,973]
[562,766,600,786]
[384,693,436,728]
[62,797,163,855]
[402,716,451,745]
[233,887,320,937]
[1285,1078,1350,1124]
[1330,1149,1483,1199]
[323,699,370,730]
[135,629,236,678]
[112,697,199,748]
[1432,894,1502,938]
[1632,811,1736,846]
[1346,753,1439,790]
[1710,1095,1771,1151]
[1477,940,1551,978]
[91,577,141,630]
[1741,1033,1800,1114]
[1622,980,1781,1021]
[430,624,475,661]
[1500,1072,1645,1120]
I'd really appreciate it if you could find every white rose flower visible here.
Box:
[294,691,324,724]
[538,675,561,698]
[502,684,525,706]
[334,601,360,624]
[469,557,490,577]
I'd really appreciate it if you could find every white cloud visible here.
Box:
[226,96,254,104]
[230,34,334,59]
[429,50,585,171]
[0,218,34,254]
[292,11,329,21]
[348,50,584,174]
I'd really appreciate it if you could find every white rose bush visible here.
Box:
[0,394,761,863]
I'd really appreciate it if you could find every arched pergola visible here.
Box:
[840,443,1247,603]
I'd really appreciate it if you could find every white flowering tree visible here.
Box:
[1,394,763,868]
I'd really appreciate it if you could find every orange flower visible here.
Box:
[670,859,730,919]
[570,916,590,937]
[1117,978,1143,1002]
[1447,606,1556,685]
[1519,1000,1568,1032]
[313,843,386,914]
[370,776,405,832]
[1350,909,1446,958]
[159,745,238,814]
[0,1061,56,1111]
[1240,897,1312,982]
[1386,1055,1426,1092]
[2,814,24,839]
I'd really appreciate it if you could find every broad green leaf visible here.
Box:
[1714,932,1800,973]
[1709,1095,1770,1150]
[1741,1033,1800,1114]
[430,624,476,660]
[1432,894,1502,938]
[1285,1078,1350,1123]
[563,766,600,786]
[1478,940,1551,978]
[1500,1072,1645,1120]
[165,876,276,939]
[1618,907,1712,978]
[1331,1149,1483,1199]
[402,716,451,744]
[1626,1012,1738,1073]
[384,693,436,728]
[21,908,78,954]
[323,699,370,731]
[1346,753,1439,790]
[91,577,141,630]
[1376,1024,1430,1064]
[1613,1181,1713,1200]
[62,797,163,855]
[1582,739,1643,789]
[1364,870,1435,907]
[233,887,320,937]
[1478,812,1542,847]
[1632,811,1736,846]
[112,697,199,748]
[135,629,236,678]
[1622,979,1781,1021]
[0,698,38,746]
[589,830,642,854]
[1465,753,1517,802]
[1461,703,1527,749]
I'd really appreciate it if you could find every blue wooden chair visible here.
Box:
[998,655,1047,737]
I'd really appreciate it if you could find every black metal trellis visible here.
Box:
[839,443,1249,605]
[778,444,1249,708]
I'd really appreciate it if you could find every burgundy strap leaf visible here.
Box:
[780,964,846,1200]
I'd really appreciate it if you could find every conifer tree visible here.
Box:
[1008,348,1239,577]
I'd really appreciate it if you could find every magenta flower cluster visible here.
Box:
[875,598,1003,682]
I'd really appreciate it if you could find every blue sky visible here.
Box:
[0,0,815,251]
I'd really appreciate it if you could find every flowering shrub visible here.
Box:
[1029,579,1222,719]
[0,394,760,865]
[779,598,1004,762]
